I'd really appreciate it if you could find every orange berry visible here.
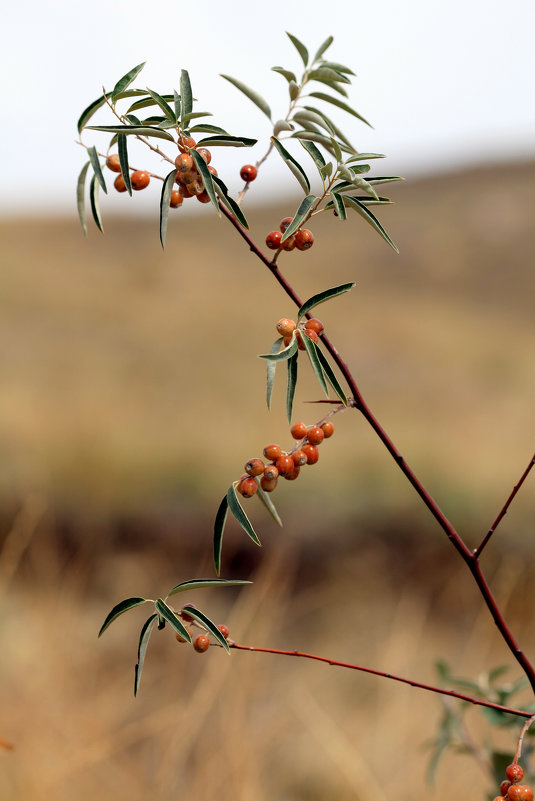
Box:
[295,228,314,250]
[321,421,334,438]
[302,444,319,464]
[279,216,293,233]
[283,335,292,347]
[106,154,121,173]
[114,174,127,193]
[260,476,278,492]
[266,231,282,250]
[193,634,210,653]
[292,449,308,466]
[263,444,282,461]
[179,169,199,184]
[180,604,197,622]
[307,426,324,446]
[277,318,296,337]
[238,477,258,498]
[196,191,211,203]
[245,458,265,477]
[179,183,194,198]
[502,784,513,797]
[276,455,295,475]
[263,464,279,481]
[507,766,525,784]
[187,179,205,196]
[508,787,533,801]
[304,317,324,335]
[304,328,319,344]
[290,422,308,439]
[296,331,305,351]
[283,465,300,481]
[131,170,150,190]
[175,631,188,643]
[207,165,218,177]
[175,153,194,172]
[494,797,507,801]
[196,147,212,164]
[179,136,196,150]
[170,190,183,208]
[240,164,257,182]
[217,624,230,639]
[282,234,296,251]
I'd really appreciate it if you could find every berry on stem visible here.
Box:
[238,477,258,498]
[196,191,211,203]
[295,228,314,250]
[303,329,319,344]
[266,231,282,250]
[217,624,230,639]
[263,465,279,481]
[302,444,319,464]
[193,634,210,653]
[263,444,282,461]
[277,318,296,338]
[290,421,308,440]
[292,449,308,466]
[282,234,296,251]
[307,427,325,446]
[196,147,212,164]
[507,787,534,801]
[106,154,121,173]
[240,164,257,182]
[260,475,278,492]
[275,455,294,475]
[305,318,324,335]
[279,217,293,233]
[502,783,513,797]
[321,421,335,438]
[131,170,150,191]
[507,766,525,784]
[245,458,265,477]
[114,174,127,193]
[283,465,300,480]
[175,153,194,173]
[170,190,183,208]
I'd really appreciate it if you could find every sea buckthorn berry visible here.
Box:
[295,228,314,250]
[180,604,197,622]
[277,318,296,337]
[175,632,188,643]
[266,231,282,250]
[307,426,325,446]
[180,136,196,150]
[240,164,257,182]
[131,170,150,191]
[245,458,265,477]
[305,318,324,335]
[179,169,199,184]
[238,477,258,498]
[279,216,293,233]
[175,153,194,173]
[196,147,212,164]
[290,422,308,439]
[263,464,279,481]
[303,328,319,344]
[296,331,306,351]
[283,335,292,347]
[193,634,210,653]
[187,179,205,196]
[207,165,218,176]
[197,191,211,203]
[275,455,294,475]
[170,190,183,208]
[507,766,525,784]
[302,444,319,464]
[502,783,513,796]
[217,624,230,639]
[283,465,300,480]
[507,786,533,801]
[260,476,278,492]
[263,444,282,461]
[321,421,334,438]
[494,797,507,801]
[114,174,127,193]
[282,234,296,251]
[292,449,308,466]
[106,154,121,173]
[179,184,194,198]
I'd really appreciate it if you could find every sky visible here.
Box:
[2,0,534,216]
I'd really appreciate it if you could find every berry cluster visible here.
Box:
[494,763,533,801]
[236,416,334,498]
[277,315,324,349]
[173,136,216,205]
[106,153,151,194]
[175,606,231,654]
[266,217,315,253]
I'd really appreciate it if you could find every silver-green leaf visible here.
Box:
[302,335,328,396]
[87,146,107,194]
[112,62,146,101]
[281,194,317,242]
[180,69,193,121]
[271,137,310,194]
[167,578,251,598]
[316,348,348,406]
[76,161,90,236]
[98,597,149,637]
[190,149,219,214]
[286,32,309,67]
[330,190,347,220]
[146,88,176,122]
[256,482,283,527]
[89,175,103,232]
[181,605,230,652]
[343,195,399,252]
[271,66,297,83]
[212,175,249,229]
[286,351,298,423]
[266,337,283,410]
[227,484,261,546]
[298,282,355,319]
[134,613,157,696]
[259,334,298,362]
[86,124,175,141]
[117,134,132,195]
[213,494,229,576]
[313,36,334,62]
[154,598,192,642]
[220,74,272,120]
[159,169,177,248]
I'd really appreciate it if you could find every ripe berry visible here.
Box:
[175,153,194,173]
[507,787,534,801]
[170,190,183,208]
[187,179,205,196]
[290,422,308,440]
[302,444,319,464]
[106,154,121,173]
[292,449,308,466]
[307,426,325,445]
[179,169,199,185]
[305,318,324,335]
[502,783,513,796]
[296,331,306,351]
[179,184,194,198]
[266,231,282,250]
[245,458,265,477]
[277,318,296,337]
[295,228,314,250]
[507,766,525,784]
[304,328,319,344]
[321,421,335,438]
[260,476,278,492]
[207,165,218,177]
[193,634,210,653]
[179,136,196,150]
[240,164,257,182]
[131,170,150,191]
[263,444,282,461]
[283,335,292,347]
[275,455,294,475]
[114,174,127,193]
[180,604,197,622]
[175,632,188,643]
[217,624,230,639]
[238,477,258,498]
[196,191,211,203]
[283,465,300,480]
[279,217,293,233]
[263,465,279,481]
[282,234,296,251]
[196,147,212,164]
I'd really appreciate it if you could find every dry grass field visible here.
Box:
[0,161,534,800]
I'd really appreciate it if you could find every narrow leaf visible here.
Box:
[316,348,348,405]
[180,69,193,121]
[266,337,283,410]
[298,282,355,319]
[273,119,295,136]
[330,190,347,220]
[220,74,272,120]
[181,605,230,653]
[86,124,175,141]
[212,175,249,229]
[343,196,399,252]
[98,597,149,637]
[271,137,310,193]
[181,111,213,123]
[227,485,261,546]
[125,114,142,125]
[168,578,251,598]
[160,169,177,248]
[77,94,109,133]
[299,139,326,170]
[286,32,309,67]
[89,175,103,232]
[259,335,298,362]
[314,36,334,62]
[281,194,317,242]
[366,176,405,186]
[271,66,297,83]
[87,146,107,193]
[173,89,181,120]
[345,152,386,162]
[319,61,356,76]
[308,67,351,84]
[134,614,157,696]
[196,135,257,147]
[146,88,176,122]
[330,137,342,162]
[286,351,298,423]
[127,93,174,112]
[213,494,228,575]
[302,336,328,396]
[191,149,219,213]
[117,134,132,195]
[293,109,334,135]
[76,161,90,236]
[289,81,300,101]
[303,105,355,150]
[112,62,146,100]
[154,598,192,642]
[188,123,228,134]
[291,130,352,155]
[256,482,283,527]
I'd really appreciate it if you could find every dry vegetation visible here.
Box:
[0,161,534,800]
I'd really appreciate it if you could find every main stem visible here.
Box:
[218,203,535,694]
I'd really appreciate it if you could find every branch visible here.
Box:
[230,643,533,718]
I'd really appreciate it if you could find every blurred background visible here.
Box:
[1,1,534,799]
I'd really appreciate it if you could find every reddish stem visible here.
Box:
[218,203,535,694]
[230,643,533,718]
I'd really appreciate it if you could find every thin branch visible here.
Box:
[474,453,535,558]
[230,643,533,718]
[514,714,535,762]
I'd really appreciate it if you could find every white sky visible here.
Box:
[1,0,534,216]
